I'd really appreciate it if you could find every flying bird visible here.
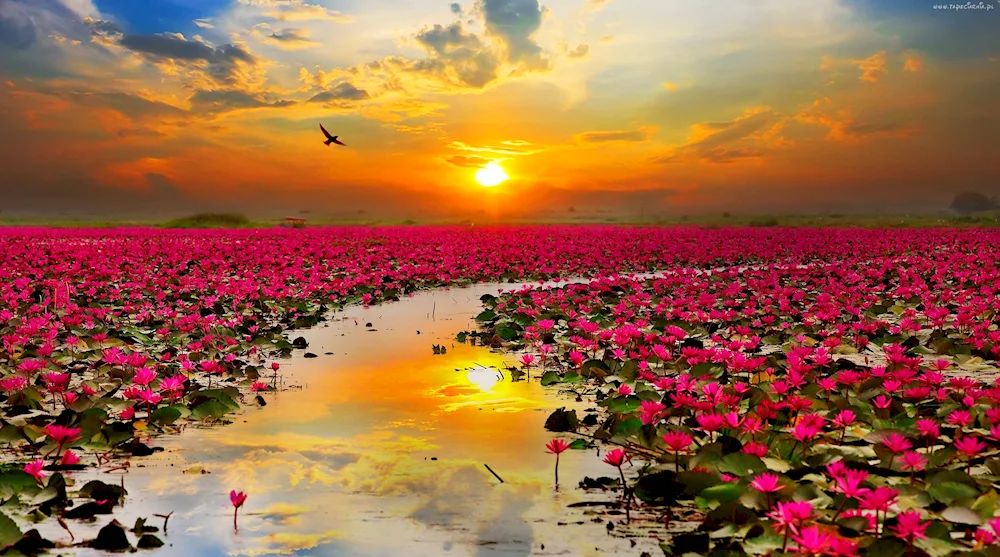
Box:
[319,123,346,146]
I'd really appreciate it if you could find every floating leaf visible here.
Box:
[929,481,979,505]
[941,506,983,525]
[700,483,745,503]
[718,453,765,477]
[0,511,23,548]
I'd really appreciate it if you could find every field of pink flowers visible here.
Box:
[1,225,1000,554]
[469,229,1000,556]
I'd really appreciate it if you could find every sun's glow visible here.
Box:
[474,162,509,187]
[466,365,501,392]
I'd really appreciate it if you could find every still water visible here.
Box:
[51,282,661,556]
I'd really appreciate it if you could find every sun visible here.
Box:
[474,162,509,187]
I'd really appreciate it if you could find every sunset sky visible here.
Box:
[0,0,997,219]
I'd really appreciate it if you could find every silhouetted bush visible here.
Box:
[749,217,780,227]
[161,213,251,228]
[951,191,998,214]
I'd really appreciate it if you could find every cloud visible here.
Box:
[598,35,614,43]
[574,126,657,144]
[308,82,370,103]
[821,50,889,83]
[451,3,463,14]
[481,0,548,71]
[119,33,260,86]
[566,43,589,59]
[0,1,35,50]
[656,108,784,163]
[194,19,215,29]
[412,22,499,88]
[189,89,296,112]
[586,0,611,11]
[794,97,918,142]
[903,50,925,72]
[83,17,121,35]
[261,27,320,50]
[444,155,493,167]
[663,82,678,92]
[449,140,545,156]
[856,50,887,82]
[237,0,353,23]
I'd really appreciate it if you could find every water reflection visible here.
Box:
[58,284,657,556]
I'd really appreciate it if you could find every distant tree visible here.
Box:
[951,191,998,214]
[567,206,576,213]
[722,212,731,218]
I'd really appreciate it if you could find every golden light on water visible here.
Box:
[474,162,509,187]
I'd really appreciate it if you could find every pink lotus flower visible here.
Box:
[891,511,929,542]
[603,448,629,468]
[60,450,80,466]
[545,439,570,487]
[750,473,782,494]
[133,367,157,386]
[24,460,46,483]
[230,490,247,529]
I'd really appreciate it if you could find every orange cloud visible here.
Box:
[856,50,887,82]
[794,97,918,142]
[574,126,657,144]
[657,108,787,164]
[902,50,925,72]
[820,50,892,82]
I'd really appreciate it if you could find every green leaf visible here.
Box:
[718,453,766,477]
[914,536,960,557]
[972,490,998,521]
[190,400,228,421]
[941,506,983,525]
[929,482,979,505]
[474,310,496,322]
[604,396,641,414]
[867,538,907,557]
[741,533,783,555]
[613,417,643,437]
[540,371,560,386]
[568,439,587,450]
[544,409,579,432]
[497,325,519,341]
[700,483,745,503]
[149,406,182,426]
[0,511,23,548]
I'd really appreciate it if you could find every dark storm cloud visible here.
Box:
[84,17,122,36]
[481,0,547,69]
[450,3,463,14]
[412,22,499,88]
[308,82,370,102]
[0,1,35,50]
[118,33,258,84]
[120,33,254,63]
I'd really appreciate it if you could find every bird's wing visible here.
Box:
[319,123,334,140]
[333,138,347,146]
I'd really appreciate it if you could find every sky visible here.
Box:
[0,0,997,219]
